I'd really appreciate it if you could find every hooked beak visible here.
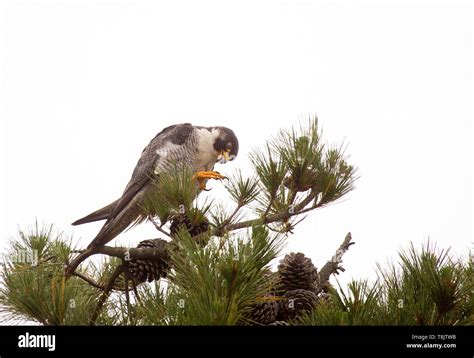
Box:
[218,150,230,164]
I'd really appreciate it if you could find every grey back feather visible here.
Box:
[87,123,196,248]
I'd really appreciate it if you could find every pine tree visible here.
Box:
[1,117,471,326]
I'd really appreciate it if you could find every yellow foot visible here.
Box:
[193,171,227,190]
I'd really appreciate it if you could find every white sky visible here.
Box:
[0,0,472,290]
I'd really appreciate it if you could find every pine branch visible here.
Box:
[65,189,317,269]
[315,232,354,294]
[94,245,170,261]
[71,272,108,290]
[71,271,132,292]
[218,189,319,234]
[149,217,172,238]
[216,203,243,231]
[65,184,335,277]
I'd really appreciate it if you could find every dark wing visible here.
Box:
[71,199,119,226]
[86,123,194,248]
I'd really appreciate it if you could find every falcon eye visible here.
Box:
[226,142,232,151]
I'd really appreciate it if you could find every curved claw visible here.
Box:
[193,171,227,191]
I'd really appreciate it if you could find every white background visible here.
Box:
[1,0,472,301]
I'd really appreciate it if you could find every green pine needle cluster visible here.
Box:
[249,117,358,233]
[0,224,101,325]
[225,170,260,208]
[165,226,283,325]
[141,166,208,225]
[296,243,474,326]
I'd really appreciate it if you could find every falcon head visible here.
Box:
[195,126,239,166]
[211,126,239,164]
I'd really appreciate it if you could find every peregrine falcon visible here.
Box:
[67,123,238,275]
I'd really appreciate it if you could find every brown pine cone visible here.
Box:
[129,239,169,283]
[278,289,318,321]
[248,294,280,325]
[277,252,319,292]
[170,212,209,245]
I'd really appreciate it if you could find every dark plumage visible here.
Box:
[67,123,239,276]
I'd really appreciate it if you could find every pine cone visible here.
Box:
[170,213,209,244]
[129,239,169,284]
[277,252,319,292]
[248,295,280,325]
[278,289,318,321]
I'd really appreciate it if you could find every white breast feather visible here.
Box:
[195,127,220,171]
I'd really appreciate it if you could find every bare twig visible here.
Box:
[223,204,243,228]
[315,232,354,294]
[66,249,97,278]
[150,217,172,238]
[262,195,276,219]
[287,189,298,209]
[72,271,132,292]
[214,203,244,237]
[89,264,125,325]
[72,272,107,290]
[70,249,86,254]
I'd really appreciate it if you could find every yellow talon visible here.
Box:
[193,171,227,190]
